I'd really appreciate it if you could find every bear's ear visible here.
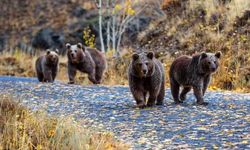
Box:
[55,49,59,54]
[147,52,154,60]
[77,43,83,49]
[46,49,51,55]
[215,51,222,59]
[200,52,208,59]
[66,43,71,49]
[132,53,139,61]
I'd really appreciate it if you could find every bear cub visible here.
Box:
[35,49,59,82]
[128,51,165,108]
[66,43,107,84]
[169,51,222,105]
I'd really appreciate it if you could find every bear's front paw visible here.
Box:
[68,81,75,84]
[156,101,163,106]
[174,100,183,104]
[137,102,146,109]
[92,80,100,84]
[197,101,209,106]
[146,102,155,107]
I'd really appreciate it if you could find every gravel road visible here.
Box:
[0,76,249,149]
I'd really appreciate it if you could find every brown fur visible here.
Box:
[66,43,107,84]
[35,49,59,82]
[169,52,222,105]
[128,52,165,108]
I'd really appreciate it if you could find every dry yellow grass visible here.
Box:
[0,48,249,92]
[0,94,129,150]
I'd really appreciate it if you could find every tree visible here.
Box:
[95,0,148,57]
[95,0,105,53]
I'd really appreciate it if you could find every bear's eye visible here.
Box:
[145,62,149,66]
[208,61,211,64]
[138,63,142,66]
[214,61,217,64]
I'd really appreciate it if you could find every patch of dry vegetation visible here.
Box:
[139,0,250,92]
[0,47,249,92]
[0,95,129,150]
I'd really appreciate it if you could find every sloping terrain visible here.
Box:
[0,0,97,52]
[0,0,154,52]
[0,0,249,91]
[139,0,250,90]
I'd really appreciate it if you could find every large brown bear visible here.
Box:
[169,51,222,105]
[35,49,59,82]
[128,51,165,108]
[66,43,107,84]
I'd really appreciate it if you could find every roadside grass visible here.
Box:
[0,94,129,150]
[0,48,249,92]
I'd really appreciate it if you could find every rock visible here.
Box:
[123,16,152,46]
[31,28,64,53]
[72,6,87,18]
[0,35,6,52]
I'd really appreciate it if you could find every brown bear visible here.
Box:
[169,51,222,105]
[35,49,59,82]
[128,51,165,108]
[66,43,107,84]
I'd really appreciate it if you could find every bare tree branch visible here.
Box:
[95,0,100,9]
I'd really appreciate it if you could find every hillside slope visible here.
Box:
[0,0,249,91]
[139,0,250,90]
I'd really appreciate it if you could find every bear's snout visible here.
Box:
[51,57,55,61]
[48,55,57,62]
[210,62,217,72]
[141,64,148,76]
[70,53,77,59]
[211,66,217,72]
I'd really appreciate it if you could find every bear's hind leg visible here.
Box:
[88,70,99,84]
[37,72,44,82]
[193,86,208,106]
[170,79,182,104]
[95,67,104,84]
[180,87,191,101]
[156,81,165,105]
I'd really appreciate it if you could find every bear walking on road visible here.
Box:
[35,49,59,82]
[169,51,222,105]
[66,43,107,84]
[128,51,165,108]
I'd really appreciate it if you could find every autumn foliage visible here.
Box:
[0,95,129,149]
